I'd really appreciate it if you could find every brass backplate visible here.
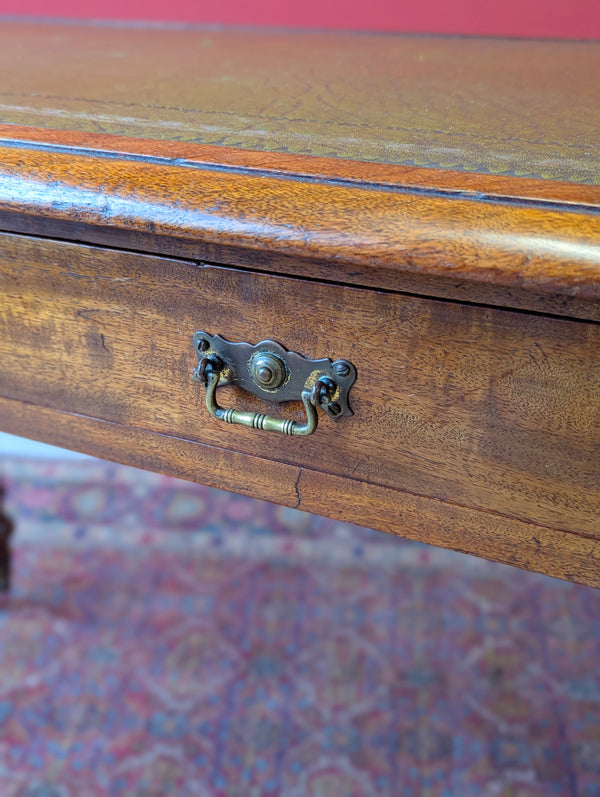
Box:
[193,332,356,420]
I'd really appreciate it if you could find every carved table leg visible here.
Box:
[0,484,14,593]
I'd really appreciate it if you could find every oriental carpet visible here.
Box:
[0,458,598,796]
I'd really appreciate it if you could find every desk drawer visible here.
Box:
[1,233,599,582]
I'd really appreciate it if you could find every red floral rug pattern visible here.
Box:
[0,458,599,796]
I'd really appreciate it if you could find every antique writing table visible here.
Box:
[0,22,599,586]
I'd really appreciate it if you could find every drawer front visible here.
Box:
[1,233,599,554]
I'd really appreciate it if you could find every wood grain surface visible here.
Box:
[1,23,599,587]
[0,141,599,318]
[1,395,599,588]
[0,22,598,184]
[0,232,598,544]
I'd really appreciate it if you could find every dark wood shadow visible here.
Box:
[0,483,14,592]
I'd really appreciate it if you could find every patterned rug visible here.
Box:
[0,458,599,797]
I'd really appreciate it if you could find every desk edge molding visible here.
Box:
[0,127,599,310]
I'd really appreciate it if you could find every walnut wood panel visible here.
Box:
[0,233,598,541]
[0,23,598,184]
[0,143,599,309]
[1,395,599,589]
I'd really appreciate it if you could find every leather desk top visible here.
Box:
[0,22,599,184]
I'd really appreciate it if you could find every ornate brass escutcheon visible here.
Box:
[193,331,356,436]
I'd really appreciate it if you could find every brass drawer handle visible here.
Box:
[193,332,356,437]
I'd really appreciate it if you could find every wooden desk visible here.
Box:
[0,22,599,586]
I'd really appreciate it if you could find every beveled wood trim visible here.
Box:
[1,395,599,588]
[0,133,599,305]
[2,124,600,208]
[3,210,600,323]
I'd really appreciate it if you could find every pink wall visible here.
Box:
[0,0,599,39]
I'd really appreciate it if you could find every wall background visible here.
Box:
[0,0,599,39]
